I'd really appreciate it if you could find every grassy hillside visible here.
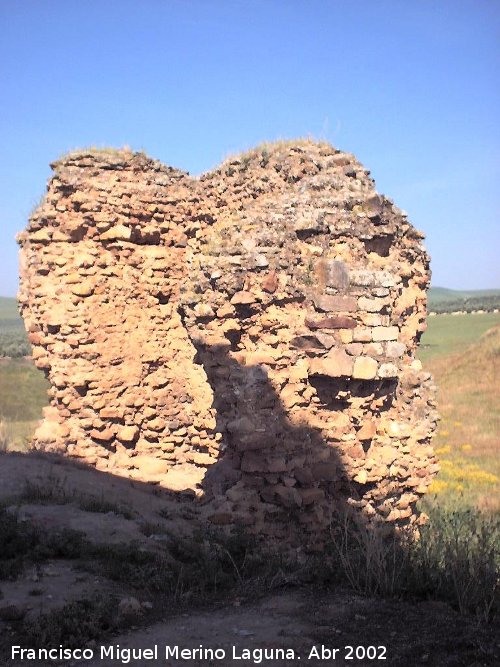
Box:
[428,286,500,313]
[419,316,500,510]
[0,358,49,450]
[0,296,30,357]
[429,287,500,304]
[0,296,23,330]
[419,311,500,362]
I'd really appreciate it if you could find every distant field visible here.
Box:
[419,313,500,510]
[0,296,30,357]
[428,286,500,304]
[419,311,500,363]
[0,295,22,327]
[0,358,49,450]
[428,286,500,314]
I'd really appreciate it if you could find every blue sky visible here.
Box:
[1,0,498,295]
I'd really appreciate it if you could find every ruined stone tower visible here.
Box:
[17,141,438,548]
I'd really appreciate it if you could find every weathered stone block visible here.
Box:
[71,281,94,297]
[312,294,357,312]
[315,258,350,290]
[358,296,389,313]
[385,341,406,357]
[364,193,384,218]
[230,290,256,305]
[372,326,399,341]
[308,349,354,377]
[378,363,398,378]
[305,315,357,330]
[117,425,139,443]
[352,328,372,342]
[352,356,378,379]
[100,224,132,241]
[349,269,395,288]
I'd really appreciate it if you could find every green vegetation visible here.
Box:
[419,311,500,362]
[0,332,30,358]
[0,358,49,450]
[0,504,294,648]
[0,497,287,601]
[0,419,7,452]
[415,507,499,621]
[1,504,122,648]
[58,145,148,162]
[0,296,48,448]
[429,287,500,304]
[221,136,331,172]
[23,597,119,649]
[0,506,87,580]
[0,297,30,358]
[329,507,499,622]
[419,315,499,510]
[428,286,500,314]
[0,296,21,324]
[0,359,49,422]
[1,500,497,655]
[20,475,135,519]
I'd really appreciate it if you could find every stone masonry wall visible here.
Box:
[17,141,439,549]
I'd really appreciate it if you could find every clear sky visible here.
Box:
[1,0,498,296]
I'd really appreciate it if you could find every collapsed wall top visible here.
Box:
[17,141,438,548]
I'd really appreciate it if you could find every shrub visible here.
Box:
[327,506,499,622]
[410,507,499,621]
[88,526,292,603]
[0,332,31,358]
[0,506,90,580]
[0,419,7,451]
[23,597,118,648]
[0,507,39,579]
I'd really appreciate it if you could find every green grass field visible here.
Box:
[0,358,49,450]
[419,313,500,510]
[0,296,22,327]
[0,296,31,357]
[419,311,500,362]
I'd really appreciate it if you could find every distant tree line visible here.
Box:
[429,295,500,314]
[0,332,31,358]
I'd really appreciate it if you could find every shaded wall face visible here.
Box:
[180,167,437,538]
[18,144,438,548]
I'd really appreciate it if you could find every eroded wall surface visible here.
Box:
[17,142,438,547]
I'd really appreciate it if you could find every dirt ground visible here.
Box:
[1,452,498,667]
[3,588,498,667]
[75,590,499,667]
